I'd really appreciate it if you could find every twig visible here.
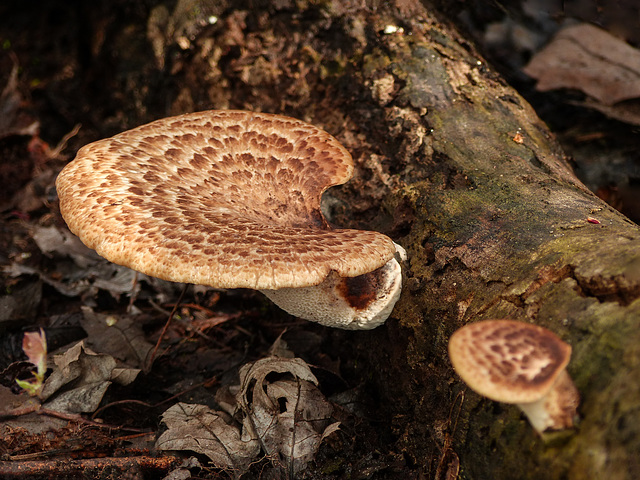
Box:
[49,123,82,158]
[0,402,147,432]
[0,455,181,477]
[145,284,189,372]
[91,374,218,419]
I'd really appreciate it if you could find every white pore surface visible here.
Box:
[261,242,405,330]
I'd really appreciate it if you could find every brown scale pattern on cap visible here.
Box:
[448,319,572,404]
[56,110,395,289]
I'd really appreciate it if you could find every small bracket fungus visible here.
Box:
[56,110,404,329]
[448,319,579,434]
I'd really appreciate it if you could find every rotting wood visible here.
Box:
[0,456,181,479]
[239,1,640,478]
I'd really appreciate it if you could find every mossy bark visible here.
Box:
[74,0,640,477]
[289,2,638,478]
[343,5,640,480]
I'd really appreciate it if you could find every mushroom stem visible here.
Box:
[261,243,406,330]
[517,370,579,434]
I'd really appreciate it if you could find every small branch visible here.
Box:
[0,455,181,478]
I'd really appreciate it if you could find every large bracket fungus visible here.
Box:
[56,110,404,329]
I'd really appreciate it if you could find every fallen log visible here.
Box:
[57,0,640,477]
[235,2,639,478]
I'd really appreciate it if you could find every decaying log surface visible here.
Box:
[339,4,640,479]
[346,6,640,480]
[214,2,640,478]
[52,0,640,477]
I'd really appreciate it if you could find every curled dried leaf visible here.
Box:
[39,341,139,413]
[157,402,259,473]
[237,357,339,474]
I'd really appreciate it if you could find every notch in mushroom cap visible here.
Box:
[56,110,404,329]
[448,319,579,434]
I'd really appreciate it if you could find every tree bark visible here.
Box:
[338,4,640,480]
[80,0,640,478]
[262,2,639,479]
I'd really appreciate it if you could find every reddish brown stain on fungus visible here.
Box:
[338,266,390,310]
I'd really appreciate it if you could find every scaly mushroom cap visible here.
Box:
[56,110,396,290]
[448,319,572,404]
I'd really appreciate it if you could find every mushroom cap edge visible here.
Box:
[448,319,572,404]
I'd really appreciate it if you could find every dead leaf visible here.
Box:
[523,23,640,125]
[156,402,260,473]
[39,341,139,414]
[91,268,141,302]
[79,306,153,369]
[0,279,42,326]
[12,168,57,213]
[110,367,140,385]
[524,23,640,105]
[237,357,339,474]
[5,251,141,302]
[0,385,68,435]
[32,225,101,269]
[267,332,295,358]
[581,97,640,126]
[4,263,89,298]
[43,381,112,414]
[162,457,202,480]
[157,356,338,475]
[30,224,151,302]
[0,384,40,417]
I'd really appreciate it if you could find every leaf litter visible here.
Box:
[39,341,140,414]
[157,354,339,476]
[3,171,342,477]
[237,356,340,474]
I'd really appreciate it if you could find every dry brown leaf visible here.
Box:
[0,279,41,325]
[157,356,338,475]
[237,357,339,474]
[7,225,150,301]
[11,168,57,213]
[39,341,139,414]
[524,23,640,105]
[0,385,68,434]
[581,98,640,126]
[267,332,295,358]
[156,402,259,473]
[5,263,90,298]
[32,225,101,269]
[79,306,154,369]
